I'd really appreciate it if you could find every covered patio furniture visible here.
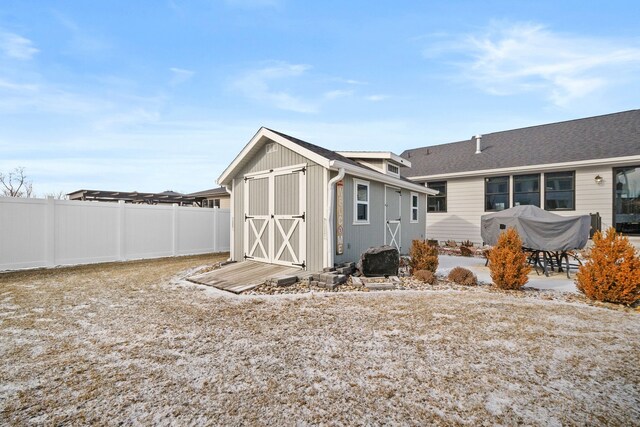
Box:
[481,205,590,277]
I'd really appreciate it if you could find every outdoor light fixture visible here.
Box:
[594,175,603,184]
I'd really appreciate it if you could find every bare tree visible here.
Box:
[43,191,67,200]
[0,167,34,197]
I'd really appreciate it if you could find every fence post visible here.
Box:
[172,204,179,256]
[213,208,219,253]
[44,196,55,267]
[118,200,126,261]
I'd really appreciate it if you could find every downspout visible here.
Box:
[223,183,233,262]
[325,167,345,268]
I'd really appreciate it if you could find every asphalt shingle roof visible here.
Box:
[401,109,640,178]
[267,128,419,184]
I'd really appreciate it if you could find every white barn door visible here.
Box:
[243,164,307,269]
[385,186,402,252]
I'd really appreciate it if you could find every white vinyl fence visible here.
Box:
[0,197,230,271]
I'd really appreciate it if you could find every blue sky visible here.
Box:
[1,0,639,195]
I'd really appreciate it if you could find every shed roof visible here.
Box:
[218,127,437,194]
[402,109,640,179]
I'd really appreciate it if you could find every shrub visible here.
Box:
[445,239,457,247]
[447,267,477,286]
[488,228,531,290]
[461,240,474,247]
[576,227,640,305]
[413,269,436,285]
[459,246,474,257]
[409,240,439,273]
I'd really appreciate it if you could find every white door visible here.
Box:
[243,164,307,269]
[385,186,402,252]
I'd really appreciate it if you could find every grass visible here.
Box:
[1,254,639,425]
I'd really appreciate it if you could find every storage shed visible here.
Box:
[217,127,438,272]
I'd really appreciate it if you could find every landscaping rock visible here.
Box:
[351,276,363,286]
[357,245,399,277]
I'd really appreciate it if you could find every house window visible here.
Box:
[545,171,575,210]
[485,176,510,211]
[202,200,209,208]
[411,193,419,222]
[387,163,399,176]
[427,181,446,212]
[353,179,370,224]
[614,165,640,235]
[213,199,221,208]
[513,174,540,207]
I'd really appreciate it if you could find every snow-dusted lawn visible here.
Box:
[1,255,639,425]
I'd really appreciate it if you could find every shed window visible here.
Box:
[411,193,419,222]
[427,181,447,212]
[513,174,540,207]
[545,171,575,210]
[485,176,510,211]
[354,179,370,224]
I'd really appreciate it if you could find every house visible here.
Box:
[187,187,230,209]
[67,189,198,206]
[217,127,438,272]
[401,109,640,246]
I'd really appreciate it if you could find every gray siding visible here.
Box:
[333,173,427,265]
[400,190,426,251]
[231,142,325,271]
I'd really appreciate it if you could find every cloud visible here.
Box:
[233,62,318,113]
[324,89,353,100]
[53,11,111,55]
[169,67,195,85]
[426,22,640,106]
[365,94,389,102]
[0,32,39,60]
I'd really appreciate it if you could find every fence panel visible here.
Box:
[0,197,230,271]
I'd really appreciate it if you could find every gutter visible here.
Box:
[325,168,345,268]
[407,155,640,181]
[329,160,439,195]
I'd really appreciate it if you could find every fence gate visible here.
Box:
[385,186,401,252]
[243,164,307,269]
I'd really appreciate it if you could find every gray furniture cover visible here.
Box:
[481,205,590,251]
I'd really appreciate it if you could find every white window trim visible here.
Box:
[410,192,419,223]
[385,161,400,177]
[353,178,370,225]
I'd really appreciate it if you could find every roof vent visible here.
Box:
[474,134,482,154]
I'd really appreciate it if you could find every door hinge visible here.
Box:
[244,254,254,260]
[293,166,306,175]
[292,212,305,221]
[244,214,254,221]
[292,261,306,269]
[244,176,254,182]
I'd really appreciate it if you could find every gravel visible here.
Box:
[1,255,639,425]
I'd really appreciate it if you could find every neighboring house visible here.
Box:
[67,189,197,206]
[217,127,437,272]
[401,109,640,246]
[187,187,230,209]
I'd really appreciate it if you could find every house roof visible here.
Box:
[402,109,640,179]
[218,127,437,194]
[187,186,229,198]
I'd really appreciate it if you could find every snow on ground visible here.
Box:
[1,255,639,425]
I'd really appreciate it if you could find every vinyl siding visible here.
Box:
[334,174,426,265]
[230,142,325,271]
[425,165,616,245]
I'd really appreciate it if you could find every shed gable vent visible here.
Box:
[266,143,278,154]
